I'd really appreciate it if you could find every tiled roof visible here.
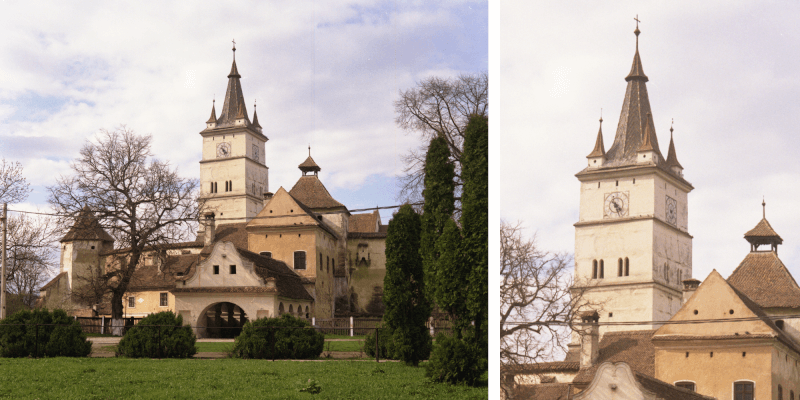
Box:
[634,372,715,400]
[586,121,605,158]
[573,330,656,384]
[237,248,314,301]
[40,272,67,291]
[502,361,580,374]
[172,286,277,294]
[349,211,380,233]
[744,218,783,242]
[214,59,253,129]
[728,251,800,308]
[213,223,249,249]
[60,206,114,243]
[298,155,320,172]
[128,254,198,291]
[512,383,572,400]
[289,175,346,210]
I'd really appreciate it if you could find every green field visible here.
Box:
[100,340,365,354]
[0,358,487,399]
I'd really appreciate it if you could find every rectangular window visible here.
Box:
[230,265,236,274]
[327,256,330,272]
[675,382,695,392]
[734,382,754,400]
[213,265,219,275]
[128,296,135,308]
[159,293,168,307]
[260,251,272,258]
[294,251,306,270]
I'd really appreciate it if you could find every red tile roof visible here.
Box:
[60,206,114,243]
[728,251,800,308]
[289,175,346,210]
[573,330,656,384]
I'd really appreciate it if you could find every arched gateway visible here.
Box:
[198,302,248,339]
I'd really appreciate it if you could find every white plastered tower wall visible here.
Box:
[572,24,694,340]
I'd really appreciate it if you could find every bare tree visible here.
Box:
[500,220,594,366]
[47,126,199,326]
[394,72,488,203]
[3,213,59,313]
[0,159,32,204]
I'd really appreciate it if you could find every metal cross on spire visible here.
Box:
[308,145,311,157]
[634,15,641,49]
[232,39,236,60]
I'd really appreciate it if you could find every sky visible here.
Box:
[500,2,800,284]
[0,1,488,226]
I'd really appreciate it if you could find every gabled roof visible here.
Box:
[60,206,114,243]
[129,254,198,291]
[40,272,67,292]
[289,175,346,210]
[572,330,656,384]
[248,187,339,239]
[728,251,800,308]
[349,211,381,233]
[237,248,313,301]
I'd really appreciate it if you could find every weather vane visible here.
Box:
[232,39,236,60]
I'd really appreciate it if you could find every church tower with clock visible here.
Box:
[573,23,693,335]
[198,43,269,226]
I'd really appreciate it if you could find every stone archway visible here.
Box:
[198,302,249,339]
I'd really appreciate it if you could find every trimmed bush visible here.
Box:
[425,333,483,386]
[232,314,323,359]
[0,308,92,357]
[116,311,196,358]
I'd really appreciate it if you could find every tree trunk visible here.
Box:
[110,290,125,336]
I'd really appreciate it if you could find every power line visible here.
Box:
[503,313,800,327]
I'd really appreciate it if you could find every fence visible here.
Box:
[75,316,144,335]
[312,317,381,336]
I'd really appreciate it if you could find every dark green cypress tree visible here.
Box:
[383,204,431,366]
[420,136,455,300]
[433,218,470,337]
[461,114,488,358]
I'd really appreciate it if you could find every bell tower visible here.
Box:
[573,21,694,335]
[199,42,269,226]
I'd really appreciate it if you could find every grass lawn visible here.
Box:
[0,358,487,399]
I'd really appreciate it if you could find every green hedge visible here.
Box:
[117,311,196,358]
[232,314,323,359]
[425,333,483,386]
[0,308,91,357]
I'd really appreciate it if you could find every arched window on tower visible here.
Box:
[599,260,604,279]
[592,260,598,279]
[625,257,630,276]
[618,258,623,277]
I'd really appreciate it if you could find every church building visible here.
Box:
[39,45,391,336]
[504,21,800,400]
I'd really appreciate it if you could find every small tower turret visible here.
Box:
[744,200,783,254]
[586,116,606,169]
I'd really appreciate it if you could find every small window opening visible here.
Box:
[128,297,135,308]
[624,257,630,276]
[685,352,689,358]
[693,310,698,315]
[597,182,600,188]
[608,312,613,318]
[729,309,734,315]
[592,260,598,279]
[91,246,95,249]
[213,265,219,275]
[599,260,604,279]
[160,293,168,307]
[633,178,636,184]
[616,180,618,186]
[742,352,747,357]
[230,265,236,274]
[710,352,713,358]
[618,258,623,277]
[777,320,785,330]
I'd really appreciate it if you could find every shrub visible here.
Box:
[363,324,397,359]
[425,333,483,386]
[116,311,196,358]
[232,314,323,359]
[0,308,91,357]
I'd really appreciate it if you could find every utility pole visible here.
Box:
[1,203,6,319]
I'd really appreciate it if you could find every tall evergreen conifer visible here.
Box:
[421,136,455,299]
[434,218,470,336]
[383,204,431,366]
[461,114,488,357]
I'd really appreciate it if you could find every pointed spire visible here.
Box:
[216,43,250,127]
[587,115,606,158]
[206,99,217,124]
[626,15,648,82]
[603,20,664,167]
[638,113,655,151]
[252,100,262,128]
[665,120,683,169]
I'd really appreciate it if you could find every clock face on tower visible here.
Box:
[252,144,259,162]
[216,142,231,158]
[604,192,629,218]
[666,196,677,226]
